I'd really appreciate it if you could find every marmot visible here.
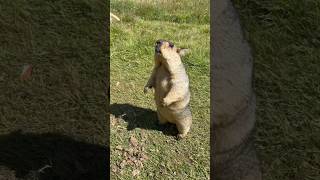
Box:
[144,40,192,139]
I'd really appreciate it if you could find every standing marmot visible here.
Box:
[144,39,192,139]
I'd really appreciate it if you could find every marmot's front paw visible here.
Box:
[161,98,171,107]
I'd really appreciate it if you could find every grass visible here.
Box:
[233,0,320,179]
[110,0,210,179]
[3,0,316,179]
[0,0,108,179]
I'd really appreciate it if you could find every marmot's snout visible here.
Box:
[155,40,174,54]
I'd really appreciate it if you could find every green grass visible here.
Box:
[233,0,320,179]
[0,0,108,179]
[110,0,210,179]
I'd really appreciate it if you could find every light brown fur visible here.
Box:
[144,40,192,139]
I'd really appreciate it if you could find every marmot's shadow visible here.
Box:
[0,131,108,180]
[110,103,178,136]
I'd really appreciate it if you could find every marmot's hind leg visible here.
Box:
[176,116,192,139]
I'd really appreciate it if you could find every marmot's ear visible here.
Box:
[176,48,190,57]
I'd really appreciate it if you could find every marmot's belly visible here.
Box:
[154,65,191,122]
[154,66,170,102]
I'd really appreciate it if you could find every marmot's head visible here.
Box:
[154,40,189,62]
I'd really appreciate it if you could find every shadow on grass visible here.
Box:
[0,131,109,180]
[110,103,178,136]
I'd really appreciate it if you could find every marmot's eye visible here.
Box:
[169,42,174,48]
